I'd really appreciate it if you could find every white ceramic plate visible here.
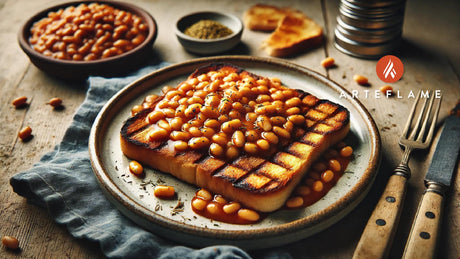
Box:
[89,56,380,249]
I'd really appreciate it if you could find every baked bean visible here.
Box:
[214,195,227,205]
[174,140,188,151]
[223,202,241,214]
[131,105,143,115]
[262,131,279,145]
[256,116,272,131]
[170,131,191,141]
[328,159,341,172]
[205,94,220,107]
[200,106,219,118]
[18,126,32,141]
[270,116,286,126]
[380,85,393,95]
[237,209,260,221]
[287,114,305,125]
[321,57,335,68]
[286,196,303,208]
[149,128,168,141]
[169,117,183,131]
[212,134,228,147]
[184,103,202,118]
[340,146,353,157]
[284,121,294,132]
[189,137,210,149]
[244,142,258,154]
[273,126,291,139]
[321,170,334,183]
[29,3,148,61]
[1,236,19,250]
[12,96,28,108]
[313,180,324,192]
[47,97,63,108]
[204,119,220,128]
[154,185,175,198]
[285,97,301,108]
[232,130,245,148]
[206,203,219,214]
[197,189,212,201]
[157,119,171,132]
[226,145,240,160]
[210,143,224,157]
[246,112,258,122]
[188,127,202,137]
[286,107,300,116]
[256,139,270,150]
[353,74,369,85]
[221,119,241,133]
[192,198,207,211]
[129,160,143,175]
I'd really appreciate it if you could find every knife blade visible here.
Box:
[403,101,460,259]
[424,104,460,188]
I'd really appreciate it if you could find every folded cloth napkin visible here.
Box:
[10,62,252,259]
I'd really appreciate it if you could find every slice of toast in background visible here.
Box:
[244,4,323,57]
[262,14,323,57]
[243,4,304,31]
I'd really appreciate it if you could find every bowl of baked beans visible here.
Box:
[18,1,157,79]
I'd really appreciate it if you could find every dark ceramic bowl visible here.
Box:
[18,0,157,80]
[175,11,243,55]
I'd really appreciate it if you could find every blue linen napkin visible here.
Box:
[9,62,252,259]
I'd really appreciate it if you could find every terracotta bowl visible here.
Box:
[18,0,157,80]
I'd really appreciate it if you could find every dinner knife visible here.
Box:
[403,102,460,259]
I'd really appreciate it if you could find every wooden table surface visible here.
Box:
[1,0,459,258]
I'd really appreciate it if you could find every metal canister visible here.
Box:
[334,0,406,59]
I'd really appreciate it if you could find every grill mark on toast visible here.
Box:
[234,172,273,192]
[214,165,250,183]
[121,108,152,137]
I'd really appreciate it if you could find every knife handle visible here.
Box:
[353,173,408,259]
[403,183,445,259]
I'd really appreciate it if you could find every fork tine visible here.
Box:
[401,90,421,139]
[416,91,435,142]
[408,91,429,140]
[423,95,442,144]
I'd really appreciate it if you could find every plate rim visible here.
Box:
[89,55,381,243]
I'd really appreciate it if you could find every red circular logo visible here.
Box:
[376,55,404,83]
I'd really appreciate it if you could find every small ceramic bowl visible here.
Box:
[175,11,243,55]
[18,0,157,80]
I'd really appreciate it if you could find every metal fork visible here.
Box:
[353,90,442,259]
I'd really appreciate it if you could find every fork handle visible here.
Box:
[403,183,445,259]
[353,173,408,259]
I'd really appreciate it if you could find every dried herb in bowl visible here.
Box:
[184,20,233,39]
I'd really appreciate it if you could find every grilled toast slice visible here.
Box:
[262,14,323,57]
[243,4,304,31]
[120,63,349,212]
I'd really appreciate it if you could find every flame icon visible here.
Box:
[376,55,403,83]
[383,59,397,79]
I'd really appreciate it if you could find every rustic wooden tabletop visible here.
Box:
[1,0,459,258]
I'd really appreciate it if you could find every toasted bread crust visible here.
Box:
[243,4,304,31]
[244,4,323,57]
[262,15,323,57]
[120,64,349,212]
